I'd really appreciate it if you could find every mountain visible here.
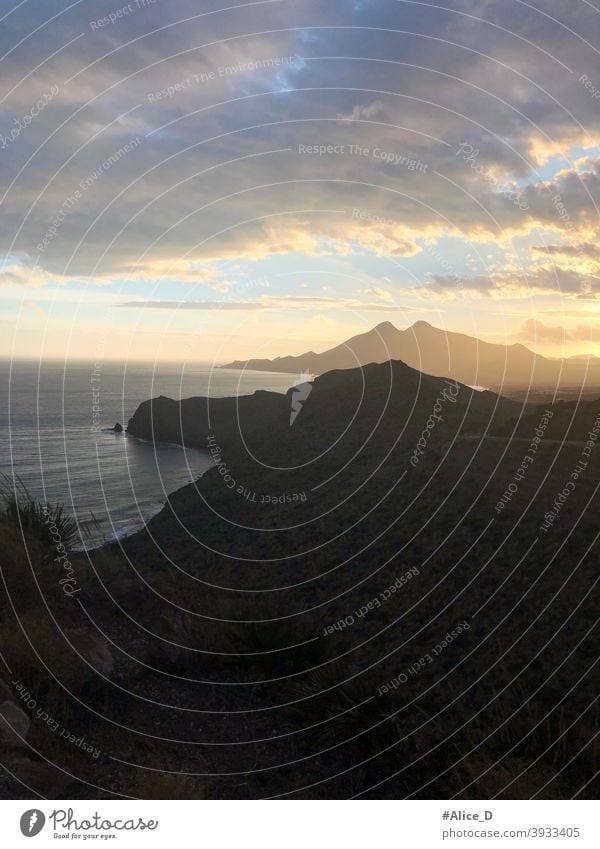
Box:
[221,320,600,390]
[127,359,526,459]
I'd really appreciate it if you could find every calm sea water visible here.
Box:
[0,359,296,549]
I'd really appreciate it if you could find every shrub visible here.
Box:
[0,475,80,551]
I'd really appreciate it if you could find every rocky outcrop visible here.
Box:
[126,389,290,450]
[126,361,527,471]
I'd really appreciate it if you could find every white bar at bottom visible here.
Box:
[0,799,597,848]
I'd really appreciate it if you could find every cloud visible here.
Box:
[21,299,46,316]
[0,257,238,291]
[0,262,59,287]
[3,0,600,287]
[118,300,261,311]
[117,295,416,311]
[518,319,571,343]
[358,287,394,302]
[407,265,600,299]
[531,243,600,260]
[518,318,600,345]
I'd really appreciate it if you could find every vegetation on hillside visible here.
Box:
[1,364,597,799]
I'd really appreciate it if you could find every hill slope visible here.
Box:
[222,320,600,390]
[127,359,526,460]
[6,361,596,800]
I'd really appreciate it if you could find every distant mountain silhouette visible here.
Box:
[221,320,600,390]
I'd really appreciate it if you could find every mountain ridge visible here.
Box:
[221,320,600,390]
[126,358,528,463]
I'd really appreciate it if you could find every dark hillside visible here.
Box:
[1,361,597,799]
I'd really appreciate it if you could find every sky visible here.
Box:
[2,0,600,362]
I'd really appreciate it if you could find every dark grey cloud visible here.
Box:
[2,0,600,281]
[407,264,600,298]
[532,243,600,259]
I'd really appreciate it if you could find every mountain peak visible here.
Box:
[220,320,600,389]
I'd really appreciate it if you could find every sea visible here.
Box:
[0,359,296,550]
